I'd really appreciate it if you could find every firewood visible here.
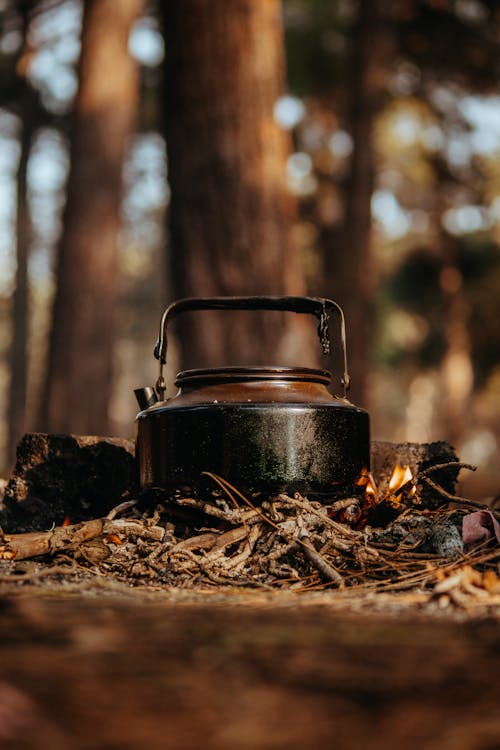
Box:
[0,519,106,561]
[1,433,137,533]
[0,517,165,562]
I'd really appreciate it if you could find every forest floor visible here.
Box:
[0,575,499,750]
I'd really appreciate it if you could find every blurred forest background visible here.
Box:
[0,0,499,498]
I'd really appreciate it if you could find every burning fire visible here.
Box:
[356,467,378,507]
[388,464,415,494]
[62,516,71,527]
[387,464,416,508]
[336,464,418,528]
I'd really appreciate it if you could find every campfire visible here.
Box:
[1,433,499,612]
[1,298,499,613]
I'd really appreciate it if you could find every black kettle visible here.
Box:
[134,296,370,500]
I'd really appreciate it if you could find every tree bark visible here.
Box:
[438,238,473,450]
[7,3,34,464]
[323,0,383,406]
[39,0,142,434]
[160,0,315,370]
[7,115,31,463]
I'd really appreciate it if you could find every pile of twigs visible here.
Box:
[111,472,499,593]
[1,465,499,608]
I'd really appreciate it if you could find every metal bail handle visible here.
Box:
[153,296,351,400]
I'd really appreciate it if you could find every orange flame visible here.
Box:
[356,467,378,506]
[62,516,71,527]
[388,464,415,495]
[386,464,416,509]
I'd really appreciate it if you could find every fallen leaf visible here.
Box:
[462,510,500,549]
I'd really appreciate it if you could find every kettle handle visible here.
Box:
[153,296,350,399]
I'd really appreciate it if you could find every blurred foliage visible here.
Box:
[284,0,353,97]
[379,249,445,369]
[463,241,500,386]
[283,0,500,375]
[378,240,500,381]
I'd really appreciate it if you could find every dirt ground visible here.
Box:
[0,584,499,750]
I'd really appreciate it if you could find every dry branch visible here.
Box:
[299,529,344,586]
[0,518,165,561]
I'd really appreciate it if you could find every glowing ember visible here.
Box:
[104,533,123,545]
[332,466,379,528]
[356,466,378,505]
[366,475,378,503]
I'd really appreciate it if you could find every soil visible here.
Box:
[0,584,499,750]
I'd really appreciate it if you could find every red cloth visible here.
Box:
[462,510,500,549]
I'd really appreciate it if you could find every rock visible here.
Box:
[0,433,137,533]
[428,516,464,557]
[368,512,464,557]
[371,440,460,508]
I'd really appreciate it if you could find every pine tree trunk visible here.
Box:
[323,0,382,406]
[7,3,34,463]
[39,0,142,434]
[438,232,473,449]
[7,119,31,462]
[160,0,314,370]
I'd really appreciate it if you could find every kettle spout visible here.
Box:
[134,386,159,410]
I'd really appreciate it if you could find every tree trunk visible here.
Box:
[39,0,142,434]
[7,3,34,464]
[160,0,315,370]
[438,234,473,450]
[323,0,382,406]
[7,119,31,463]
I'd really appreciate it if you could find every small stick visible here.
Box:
[174,496,256,524]
[201,472,244,510]
[106,499,139,520]
[299,529,344,587]
[203,472,281,531]
[168,546,260,588]
[329,498,361,514]
[210,526,249,553]
[168,533,219,555]
[325,536,353,554]
[417,461,477,479]
[106,518,165,541]
[421,475,490,509]
[262,540,299,566]
[225,525,263,571]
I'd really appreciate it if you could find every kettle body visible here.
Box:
[135,297,370,500]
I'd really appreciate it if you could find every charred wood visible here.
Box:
[1,433,137,533]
